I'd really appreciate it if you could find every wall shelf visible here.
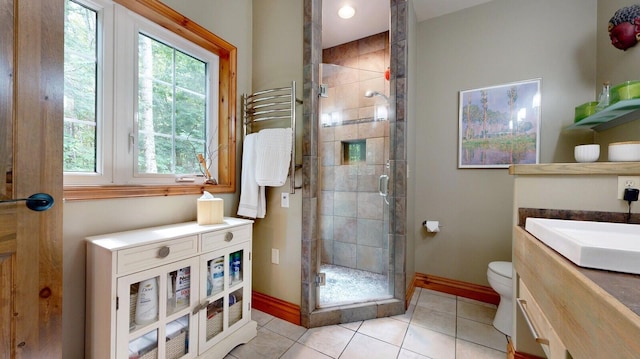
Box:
[565,98,640,132]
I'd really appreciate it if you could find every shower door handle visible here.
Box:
[378,174,389,198]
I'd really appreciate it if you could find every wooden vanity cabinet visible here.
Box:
[85,218,256,359]
[514,226,640,359]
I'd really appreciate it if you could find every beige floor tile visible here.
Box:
[392,303,415,323]
[264,316,308,341]
[297,325,355,358]
[251,309,275,327]
[357,317,408,346]
[455,338,506,358]
[229,327,294,359]
[339,332,400,358]
[410,288,422,305]
[397,349,430,359]
[457,296,498,309]
[339,320,362,331]
[410,305,456,336]
[456,299,497,325]
[416,291,457,314]
[456,317,507,352]
[420,288,456,299]
[247,294,507,359]
[402,324,456,359]
[281,343,333,359]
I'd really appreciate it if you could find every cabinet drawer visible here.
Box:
[518,280,568,358]
[201,226,251,252]
[117,235,198,274]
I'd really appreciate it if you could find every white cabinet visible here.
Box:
[86,218,256,359]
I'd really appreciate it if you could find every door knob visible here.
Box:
[0,193,54,211]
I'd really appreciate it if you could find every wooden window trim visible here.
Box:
[64,0,237,201]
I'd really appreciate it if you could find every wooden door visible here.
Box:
[0,0,64,357]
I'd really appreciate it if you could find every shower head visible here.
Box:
[364,90,389,101]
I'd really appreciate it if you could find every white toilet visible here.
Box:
[487,261,513,336]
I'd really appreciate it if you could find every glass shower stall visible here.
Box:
[317,63,393,307]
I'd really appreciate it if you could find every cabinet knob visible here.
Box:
[224,232,233,242]
[158,246,171,258]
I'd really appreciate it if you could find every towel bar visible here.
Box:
[242,81,302,194]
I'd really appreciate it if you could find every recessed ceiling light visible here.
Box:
[338,5,355,19]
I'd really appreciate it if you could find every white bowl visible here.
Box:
[608,141,640,162]
[574,144,600,163]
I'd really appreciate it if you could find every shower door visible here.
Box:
[317,63,393,307]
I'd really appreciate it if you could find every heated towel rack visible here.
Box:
[242,81,302,194]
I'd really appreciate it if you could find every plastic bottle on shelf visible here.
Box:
[175,267,190,308]
[595,81,610,112]
[135,277,158,325]
[211,257,224,293]
[231,252,241,283]
[167,272,176,310]
[206,267,213,296]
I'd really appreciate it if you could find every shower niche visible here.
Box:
[342,140,366,164]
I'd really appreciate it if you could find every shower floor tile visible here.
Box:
[319,264,390,306]
[227,288,507,359]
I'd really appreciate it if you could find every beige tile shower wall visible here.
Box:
[322,32,390,123]
[323,32,389,72]
[319,120,390,274]
[319,31,392,275]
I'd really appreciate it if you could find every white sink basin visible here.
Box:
[525,218,640,274]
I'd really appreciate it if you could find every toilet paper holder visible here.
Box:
[422,220,442,232]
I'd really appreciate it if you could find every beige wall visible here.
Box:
[513,0,640,224]
[249,0,303,305]
[512,1,640,354]
[595,0,640,158]
[411,0,597,286]
[62,1,252,358]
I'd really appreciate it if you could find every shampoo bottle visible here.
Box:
[135,277,158,326]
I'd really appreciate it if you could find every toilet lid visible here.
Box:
[489,261,512,278]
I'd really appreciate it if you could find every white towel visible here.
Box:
[255,128,293,187]
[237,134,266,219]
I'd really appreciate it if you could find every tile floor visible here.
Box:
[226,288,508,359]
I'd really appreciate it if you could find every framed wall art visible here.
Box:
[458,78,541,168]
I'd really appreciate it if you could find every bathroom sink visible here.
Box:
[524,218,640,275]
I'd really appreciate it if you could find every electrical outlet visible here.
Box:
[271,248,279,264]
[617,176,640,199]
[281,192,289,208]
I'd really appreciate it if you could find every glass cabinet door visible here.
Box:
[117,257,199,359]
[198,241,251,354]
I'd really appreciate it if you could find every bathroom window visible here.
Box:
[342,140,366,164]
[136,34,211,178]
[64,0,219,185]
[62,0,237,200]
[64,0,101,175]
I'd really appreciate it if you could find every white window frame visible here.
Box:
[64,0,114,185]
[64,0,219,186]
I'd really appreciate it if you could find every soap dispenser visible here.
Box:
[595,81,610,111]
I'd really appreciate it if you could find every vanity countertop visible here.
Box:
[509,161,640,175]
[576,263,640,316]
[515,226,640,358]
